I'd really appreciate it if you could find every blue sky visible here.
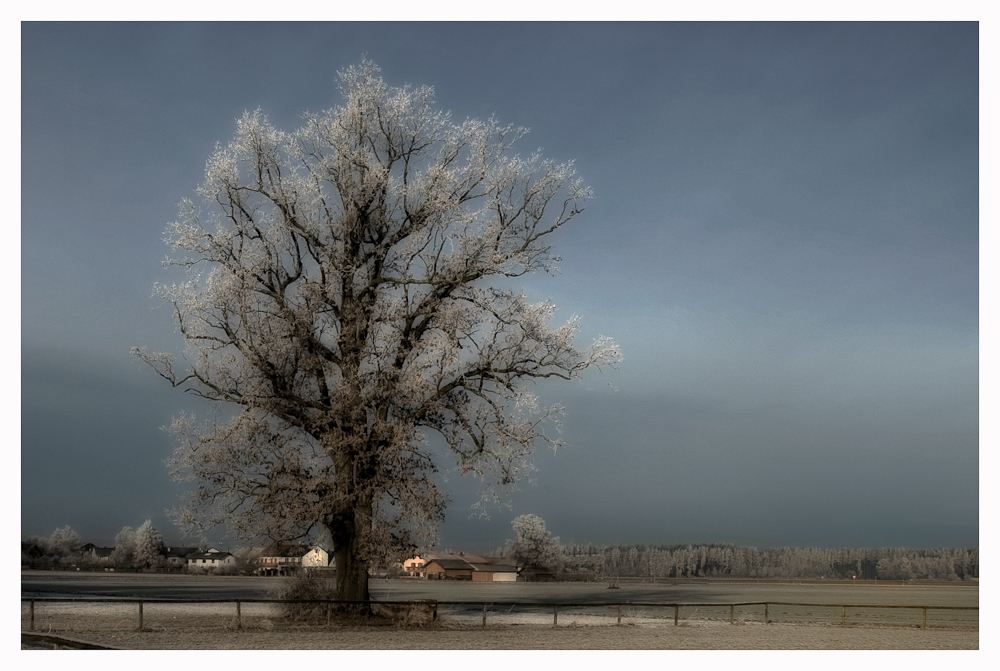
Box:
[21,22,978,551]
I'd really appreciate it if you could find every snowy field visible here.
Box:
[22,573,978,649]
[20,601,978,650]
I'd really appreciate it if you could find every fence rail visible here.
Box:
[21,597,978,632]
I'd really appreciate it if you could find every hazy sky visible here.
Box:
[21,22,978,552]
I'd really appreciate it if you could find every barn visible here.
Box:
[421,554,519,581]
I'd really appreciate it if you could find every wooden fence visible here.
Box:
[21,597,978,632]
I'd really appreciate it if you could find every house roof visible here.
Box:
[22,542,45,558]
[163,547,199,558]
[469,563,518,573]
[426,559,475,570]
[426,557,519,573]
[425,553,518,566]
[70,543,115,557]
[187,550,233,560]
[426,552,491,563]
[260,544,322,558]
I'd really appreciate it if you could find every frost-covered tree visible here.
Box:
[134,520,165,569]
[232,546,263,575]
[48,526,81,555]
[135,61,619,604]
[505,514,562,570]
[561,548,602,574]
[110,526,137,568]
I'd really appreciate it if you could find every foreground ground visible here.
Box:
[21,601,978,650]
[22,573,978,649]
[22,616,978,650]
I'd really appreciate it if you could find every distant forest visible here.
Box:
[555,543,978,581]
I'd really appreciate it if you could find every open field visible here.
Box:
[19,613,981,650]
[22,572,977,649]
[368,577,980,608]
[22,570,276,600]
[21,570,980,606]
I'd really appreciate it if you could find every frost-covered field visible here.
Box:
[22,573,977,649]
[20,603,978,650]
[21,594,978,650]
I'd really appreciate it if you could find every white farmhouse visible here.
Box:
[186,548,235,571]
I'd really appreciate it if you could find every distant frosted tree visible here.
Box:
[135,60,619,604]
[110,526,136,568]
[48,526,81,555]
[505,514,562,569]
[232,546,263,575]
[134,520,165,569]
[607,547,621,575]
[561,550,602,574]
[624,546,640,575]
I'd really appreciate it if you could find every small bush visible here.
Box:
[373,600,437,626]
[268,572,338,622]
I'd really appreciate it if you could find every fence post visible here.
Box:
[138,601,144,631]
[236,600,242,629]
[30,600,35,631]
[482,603,488,629]
[922,607,927,629]
[553,605,558,627]
[730,604,734,624]
[674,604,679,626]
[764,603,768,625]
[842,605,846,626]
[617,604,622,625]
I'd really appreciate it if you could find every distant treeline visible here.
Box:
[557,543,978,581]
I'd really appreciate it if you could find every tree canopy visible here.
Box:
[134,520,165,569]
[47,525,81,555]
[505,514,562,570]
[135,61,619,602]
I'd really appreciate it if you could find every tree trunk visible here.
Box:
[330,493,374,613]
[333,538,370,605]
